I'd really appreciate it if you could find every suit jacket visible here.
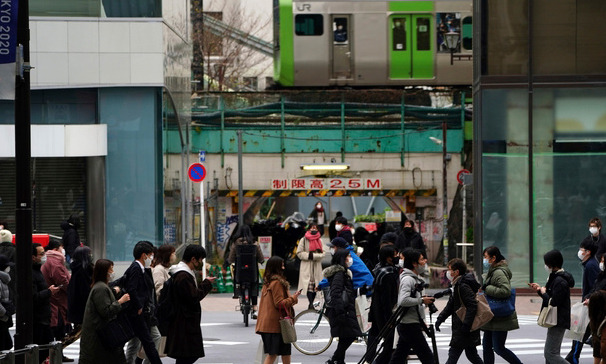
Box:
[123,261,153,316]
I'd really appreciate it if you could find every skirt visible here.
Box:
[260,333,291,356]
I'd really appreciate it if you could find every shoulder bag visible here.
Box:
[97,311,135,349]
[279,303,297,343]
[485,288,516,317]
[455,288,494,331]
[537,298,558,328]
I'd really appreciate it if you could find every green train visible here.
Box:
[273,0,472,87]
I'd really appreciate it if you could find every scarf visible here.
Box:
[305,231,323,251]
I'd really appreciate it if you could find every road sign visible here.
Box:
[457,169,471,185]
[188,163,207,183]
[199,150,206,162]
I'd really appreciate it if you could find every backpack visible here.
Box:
[156,275,175,335]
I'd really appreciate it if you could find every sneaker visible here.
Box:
[251,310,258,320]
[62,356,74,363]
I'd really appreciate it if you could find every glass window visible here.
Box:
[416,18,430,51]
[392,18,407,51]
[484,0,529,75]
[436,13,460,52]
[30,89,97,125]
[295,14,323,36]
[462,17,472,50]
[30,0,162,17]
[333,18,348,43]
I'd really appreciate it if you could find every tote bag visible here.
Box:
[355,289,371,333]
[537,299,558,328]
[279,304,297,343]
[455,290,494,331]
[97,312,135,349]
[485,288,516,317]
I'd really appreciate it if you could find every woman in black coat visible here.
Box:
[67,246,93,326]
[435,258,482,364]
[323,249,362,364]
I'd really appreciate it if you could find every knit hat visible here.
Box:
[327,237,348,248]
[0,230,12,244]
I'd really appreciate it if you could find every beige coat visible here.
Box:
[296,237,325,292]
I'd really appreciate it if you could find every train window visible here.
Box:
[295,14,323,36]
[462,17,472,50]
[416,18,430,51]
[392,18,406,51]
[437,13,461,52]
[333,18,348,43]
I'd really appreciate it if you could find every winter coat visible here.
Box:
[79,281,126,364]
[337,226,353,245]
[395,229,426,253]
[0,243,16,301]
[152,264,171,299]
[582,256,600,300]
[437,273,481,348]
[395,268,427,324]
[481,261,519,331]
[61,221,80,258]
[0,271,13,324]
[323,265,363,338]
[228,237,264,266]
[255,275,298,334]
[589,233,606,261]
[369,264,399,328]
[165,263,213,359]
[41,250,71,327]
[67,262,92,325]
[318,245,374,290]
[591,271,606,294]
[296,237,325,292]
[538,269,575,329]
[596,317,606,360]
[32,263,52,326]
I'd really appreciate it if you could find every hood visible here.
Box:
[400,267,423,281]
[459,272,480,291]
[46,249,65,264]
[169,261,190,275]
[323,264,346,279]
[0,271,10,284]
[554,270,575,288]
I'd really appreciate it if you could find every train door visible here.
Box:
[331,15,352,79]
[389,14,434,79]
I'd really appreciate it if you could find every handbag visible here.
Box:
[537,298,558,328]
[485,288,516,317]
[279,304,297,343]
[455,289,494,332]
[96,312,135,349]
[355,289,371,333]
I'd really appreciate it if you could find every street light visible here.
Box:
[445,31,460,65]
[429,128,449,266]
[300,163,350,171]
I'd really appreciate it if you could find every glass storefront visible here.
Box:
[30,0,161,17]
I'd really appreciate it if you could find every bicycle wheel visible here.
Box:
[293,309,333,355]
[243,304,250,327]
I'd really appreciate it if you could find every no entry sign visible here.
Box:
[188,163,207,183]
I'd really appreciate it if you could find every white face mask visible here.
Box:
[600,262,605,271]
[416,263,427,274]
[40,255,47,265]
[4,267,9,273]
[144,255,153,268]
[108,272,115,282]
[578,250,585,260]
[397,260,404,268]
[446,271,454,281]
[545,264,552,273]
[61,248,66,256]
[590,227,599,235]
[346,257,353,267]
[335,224,343,232]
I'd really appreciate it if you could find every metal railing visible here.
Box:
[0,342,63,364]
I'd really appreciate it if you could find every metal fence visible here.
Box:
[0,342,63,364]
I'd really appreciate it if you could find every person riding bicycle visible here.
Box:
[228,225,264,319]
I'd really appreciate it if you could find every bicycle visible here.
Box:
[237,281,252,327]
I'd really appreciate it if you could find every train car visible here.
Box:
[273,0,472,87]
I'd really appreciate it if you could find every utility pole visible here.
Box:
[237,130,243,226]
[442,121,448,266]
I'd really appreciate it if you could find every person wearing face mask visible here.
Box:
[564,240,599,364]
[529,250,575,364]
[0,255,14,350]
[152,244,177,299]
[309,201,327,236]
[434,258,483,364]
[585,218,606,260]
[122,241,162,364]
[296,224,326,309]
[166,245,215,364]
[334,216,353,245]
[396,219,427,257]
[389,248,436,364]
[480,246,522,364]
[323,249,362,364]
[328,212,343,241]
[318,237,374,291]
[366,245,400,364]
[40,240,73,361]
[32,243,61,363]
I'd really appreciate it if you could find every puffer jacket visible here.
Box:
[323,265,362,338]
[437,273,481,348]
[481,261,519,331]
[538,269,575,329]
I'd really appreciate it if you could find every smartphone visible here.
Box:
[297,289,303,294]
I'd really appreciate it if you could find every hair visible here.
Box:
[483,246,505,263]
[580,239,598,256]
[71,246,92,271]
[544,249,563,269]
[331,248,350,268]
[403,248,423,270]
[335,216,348,225]
[379,244,397,266]
[182,244,206,263]
[133,240,154,260]
[589,217,602,230]
[404,219,415,229]
[263,256,285,284]
[589,290,606,337]
[380,232,398,246]
[232,224,255,244]
[153,244,176,268]
[67,214,81,229]
[308,223,318,230]
[335,211,343,218]
[448,258,467,275]
[92,259,113,286]
[45,239,62,251]
[32,243,42,256]
[598,252,605,263]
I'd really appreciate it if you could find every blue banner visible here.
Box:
[0,0,17,100]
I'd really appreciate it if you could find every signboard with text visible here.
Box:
[271,178,381,190]
[0,0,18,100]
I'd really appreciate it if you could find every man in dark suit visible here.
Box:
[122,241,162,364]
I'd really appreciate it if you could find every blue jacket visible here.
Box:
[319,245,374,290]
[582,256,600,299]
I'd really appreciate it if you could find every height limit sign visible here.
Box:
[188,163,207,183]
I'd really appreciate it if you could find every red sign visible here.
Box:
[188,163,207,182]
[457,169,471,185]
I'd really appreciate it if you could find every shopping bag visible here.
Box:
[355,291,371,333]
[279,304,297,343]
[485,288,516,317]
[455,291,494,331]
[537,299,558,328]
[569,302,589,334]
[254,339,267,364]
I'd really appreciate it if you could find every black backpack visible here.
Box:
[156,275,175,335]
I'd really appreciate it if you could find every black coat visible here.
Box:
[122,261,157,326]
[61,221,80,258]
[437,273,481,348]
[395,229,426,253]
[337,228,353,245]
[324,265,362,338]
[0,242,16,301]
[369,264,399,328]
[67,262,92,324]
[32,264,51,325]
[591,271,606,294]
[166,270,213,359]
[538,270,575,329]
[590,234,606,261]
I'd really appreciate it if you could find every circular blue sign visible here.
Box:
[188,163,206,182]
